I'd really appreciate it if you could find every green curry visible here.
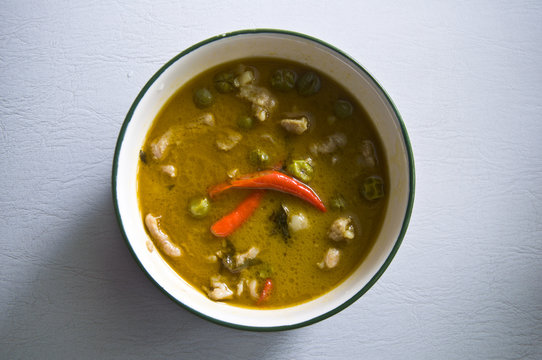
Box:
[137,59,388,308]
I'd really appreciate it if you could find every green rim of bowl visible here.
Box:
[112,28,415,332]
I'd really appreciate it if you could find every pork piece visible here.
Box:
[280,116,308,135]
[236,279,246,296]
[238,85,277,122]
[185,113,215,129]
[144,214,181,257]
[218,246,261,274]
[288,212,309,232]
[328,217,355,241]
[207,275,234,301]
[150,129,173,160]
[234,69,255,87]
[317,248,341,269]
[248,279,259,300]
[234,247,260,267]
[160,165,177,177]
[309,132,347,156]
[329,133,347,147]
[216,129,242,151]
[357,140,377,167]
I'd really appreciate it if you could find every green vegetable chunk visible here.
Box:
[193,88,214,108]
[297,71,321,96]
[213,71,235,93]
[287,160,314,182]
[188,196,211,218]
[237,115,254,130]
[333,99,353,119]
[330,194,346,210]
[249,148,270,167]
[361,176,385,201]
[270,68,297,91]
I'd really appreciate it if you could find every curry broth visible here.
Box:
[137,59,388,308]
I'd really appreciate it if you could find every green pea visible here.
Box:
[213,71,235,93]
[237,115,254,130]
[287,160,314,182]
[330,194,346,210]
[188,196,211,218]
[270,68,297,92]
[249,148,270,167]
[193,88,214,108]
[297,71,321,96]
[334,99,353,119]
[361,176,385,201]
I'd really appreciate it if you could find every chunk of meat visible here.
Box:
[150,129,173,160]
[185,113,215,129]
[216,245,261,274]
[254,108,267,122]
[288,212,309,232]
[199,113,215,126]
[238,85,277,121]
[144,214,181,257]
[216,129,242,151]
[234,247,260,267]
[207,275,234,301]
[309,132,347,156]
[236,279,246,296]
[160,165,177,177]
[317,248,341,269]
[328,217,355,241]
[329,133,347,148]
[357,140,377,167]
[280,117,308,135]
[234,69,255,87]
[248,279,259,300]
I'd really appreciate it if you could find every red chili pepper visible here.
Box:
[210,190,266,237]
[257,278,273,305]
[208,170,326,212]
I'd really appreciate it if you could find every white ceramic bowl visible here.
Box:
[112,29,415,331]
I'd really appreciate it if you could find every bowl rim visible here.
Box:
[112,28,415,332]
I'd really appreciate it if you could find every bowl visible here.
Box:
[112,29,414,331]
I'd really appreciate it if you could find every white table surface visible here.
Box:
[2,1,541,359]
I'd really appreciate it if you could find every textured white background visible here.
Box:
[1,1,541,359]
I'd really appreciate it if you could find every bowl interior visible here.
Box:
[114,31,413,330]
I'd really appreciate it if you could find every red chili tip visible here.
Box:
[257,278,273,305]
[210,190,265,237]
